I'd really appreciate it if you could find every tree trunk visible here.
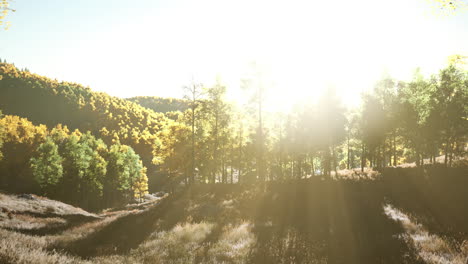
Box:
[394,136,397,166]
[333,147,338,177]
[444,137,450,167]
[191,107,195,184]
[238,125,242,184]
[257,84,263,182]
[347,135,350,170]
[230,143,234,184]
[361,143,365,172]
[416,149,420,167]
[449,141,454,167]
[311,153,315,177]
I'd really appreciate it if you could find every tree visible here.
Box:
[104,142,146,206]
[133,166,149,202]
[60,132,107,208]
[233,111,248,183]
[315,87,347,176]
[0,0,14,30]
[241,62,268,181]
[159,117,192,188]
[433,65,468,166]
[343,110,363,170]
[30,138,63,195]
[80,132,107,209]
[204,81,232,183]
[183,80,204,184]
[0,115,47,193]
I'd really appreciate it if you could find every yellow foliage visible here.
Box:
[447,54,467,66]
[0,115,47,144]
[427,0,468,15]
[133,167,149,201]
[0,0,14,30]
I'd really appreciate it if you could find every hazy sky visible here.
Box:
[1,0,467,110]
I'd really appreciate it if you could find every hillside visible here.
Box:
[0,63,183,191]
[0,193,98,235]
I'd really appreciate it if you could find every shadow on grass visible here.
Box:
[59,181,424,263]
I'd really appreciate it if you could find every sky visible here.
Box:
[1,0,467,111]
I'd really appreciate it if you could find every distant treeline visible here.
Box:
[127,96,189,114]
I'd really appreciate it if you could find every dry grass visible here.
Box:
[0,213,66,231]
[0,193,101,237]
[0,228,89,264]
[334,168,381,180]
[0,168,466,264]
[207,222,256,263]
[0,193,96,218]
[132,221,214,263]
[0,192,165,264]
[87,222,216,264]
[88,221,256,264]
[384,204,468,264]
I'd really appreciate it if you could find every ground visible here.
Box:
[0,165,467,263]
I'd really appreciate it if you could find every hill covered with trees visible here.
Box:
[0,62,187,193]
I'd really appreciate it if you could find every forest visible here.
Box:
[1,61,466,198]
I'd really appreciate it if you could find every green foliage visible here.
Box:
[358,65,468,167]
[105,142,148,206]
[0,114,148,210]
[30,137,63,192]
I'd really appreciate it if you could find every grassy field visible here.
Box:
[0,165,467,264]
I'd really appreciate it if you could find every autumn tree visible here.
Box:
[0,115,47,193]
[133,166,149,202]
[0,0,14,30]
